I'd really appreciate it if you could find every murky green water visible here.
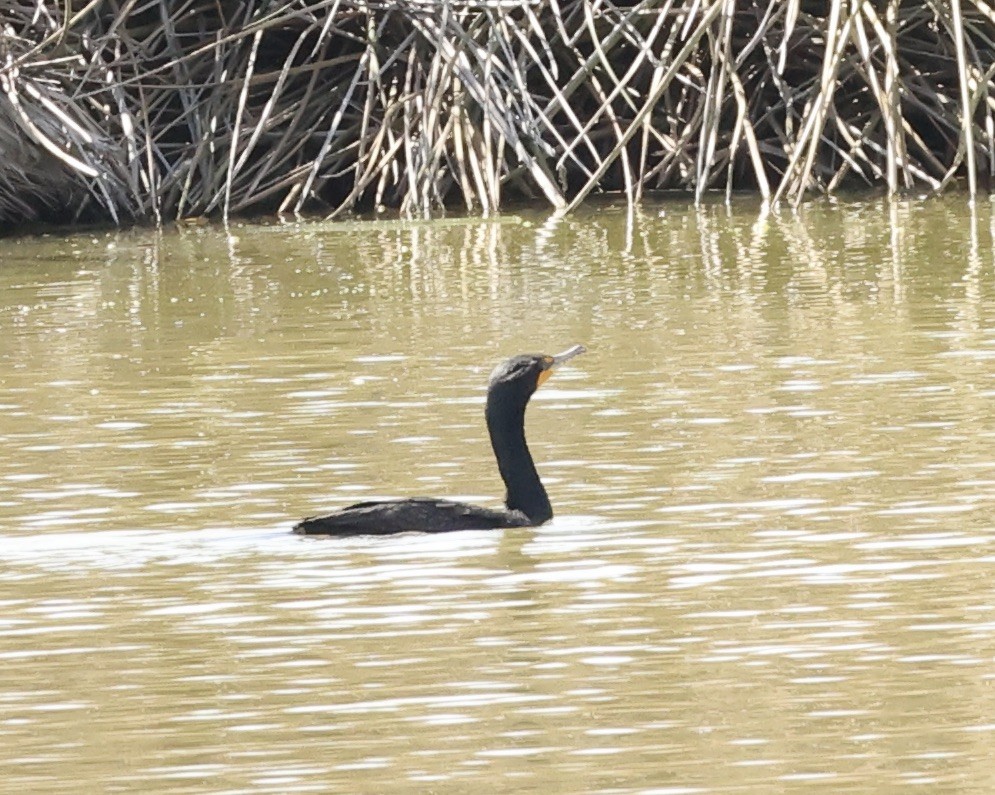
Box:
[3,197,995,792]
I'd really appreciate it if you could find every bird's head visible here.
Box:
[487,344,586,408]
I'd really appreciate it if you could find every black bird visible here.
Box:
[294,344,586,536]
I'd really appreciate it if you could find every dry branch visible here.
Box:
[1,0,994,227]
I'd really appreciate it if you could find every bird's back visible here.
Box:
[293,497,533,536]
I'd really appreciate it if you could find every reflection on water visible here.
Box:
[3,198,995,792]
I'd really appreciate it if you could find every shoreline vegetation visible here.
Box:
[2,0,995,229]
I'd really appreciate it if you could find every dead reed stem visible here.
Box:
[1,0,994,226]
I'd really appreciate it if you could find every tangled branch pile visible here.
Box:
[1,0,994,227]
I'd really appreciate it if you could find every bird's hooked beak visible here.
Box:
[537,344,586,387]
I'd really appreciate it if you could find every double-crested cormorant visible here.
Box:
[294,344,586,536]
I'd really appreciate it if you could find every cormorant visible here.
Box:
[294,344,586,536]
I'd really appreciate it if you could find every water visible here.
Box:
[3,197,995,792]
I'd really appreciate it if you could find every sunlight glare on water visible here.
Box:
[3,198,995,792]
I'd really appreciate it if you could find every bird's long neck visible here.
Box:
[485,393,552,524]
